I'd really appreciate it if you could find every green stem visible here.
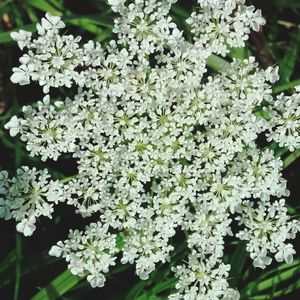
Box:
[273,79,300,94]
[206,54,231,72]
[13,233,22,300]
[59,174,78,184]
[283,149,300,168]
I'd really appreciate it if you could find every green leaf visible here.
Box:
[31,270,83,300]
[278,30,300,83]
[0,0,14,9]
[47,0,64,10]
[0,30,15,43]
[116,233,124,250]
[228,242,247,287]
[253,108,271,121]
[229,47,249,60]
[67,18,104,35]
[241,259,300,298]
[270,279,300,297]
[125,280,149,300]
[136,293,163,300]
[65,15,114,30]
[206,55,231,72]
[65,15,113,39]
[151,278,177,294]
[25,0,62,15]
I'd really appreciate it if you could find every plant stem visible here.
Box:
[273,79,300,94]
[283,149,300,168]
[13,233,22,300]
[206,54,230,72]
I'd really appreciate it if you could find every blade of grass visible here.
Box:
[125,280,149,300]
[11,6,25,27]
[65,15,114,29]
[66,18,106,35]
[25,0,62,15]
[270,278,300,297]
[241,260,300,298]
[283,149,300,168]
[151,277,177,294]
[31,270,84,300]
[47,0,63,10]
[136,293,163,300]
[249,258,300,282]
[243,279,300,300]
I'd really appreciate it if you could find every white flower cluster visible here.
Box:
[267,91,300,151]
[1,0,300,299]
[169,252,235,300]
[49,222,118,288]
[0,166,64,236]
[10,12,81,93]
[236,199,300,269]
[187,0,266,56]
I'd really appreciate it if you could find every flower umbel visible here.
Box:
[1,0,300,298]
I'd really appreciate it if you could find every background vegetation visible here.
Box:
[0,0,300,299]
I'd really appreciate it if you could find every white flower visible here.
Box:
[266,92,300,151]
[10,30,32,50]
[37,12,65,35]
[4,116,20,137]
[10,66,30,85]
[49,222,118,288]
[107,0,124,8]
[16,215,36,236]
[237,199,300,269]
[246,6,266,32]
[49,245,63,257]
[87,273,106,288]
[253,255,272,269]
[170,252,232,299]
[222,289,240,300]
[275,244,296,264]
[0,167,65,236]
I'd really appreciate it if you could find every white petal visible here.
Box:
[108,0,123,6]
[49,245,62,257]
[10,71,29,85]
[275,251,284,262]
